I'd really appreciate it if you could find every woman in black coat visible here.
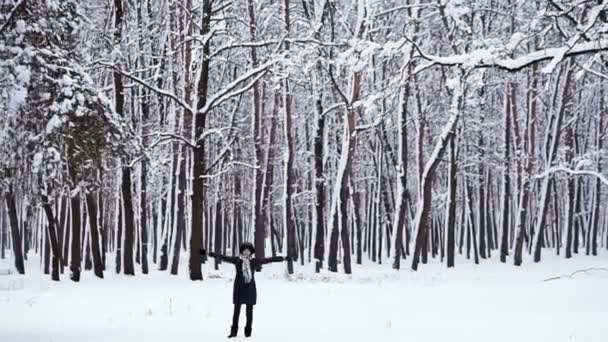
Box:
[201,242,287,338]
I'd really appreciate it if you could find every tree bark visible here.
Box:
[5,188,25,274]
[247,0,266,266]
[534,62,573,262]
[446,133,457,268]
[85,193,104,278]
[70,190,82,281]
[189,0,212,281]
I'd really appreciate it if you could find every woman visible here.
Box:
[200,242,288,338]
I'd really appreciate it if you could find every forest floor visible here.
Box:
[1,252,607,342]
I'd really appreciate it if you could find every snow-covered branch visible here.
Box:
[534,166,608,186]
[414,39,608,73]
[94,62,195,114]
[197,60,272,116]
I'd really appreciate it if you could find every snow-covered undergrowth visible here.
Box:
[1,253,607,342]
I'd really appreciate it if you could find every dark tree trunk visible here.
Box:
[534,63,573,262]
[412,95,460,271]
[70,191,82,282]
[140,158,149,275]
[0,203,5,259]
[85,193,104,278]
[189,0,212,281]
[591,92,603,256]
[5,189,25,274]
[113,0,135,276]
[171,149,187,275]
[213,199,222,270]
[44,225,50,274]
[393,85,409,270]
[116,197,123,274]
[446,134,457,268]
[41,198,61,281]
[313,86,326,272]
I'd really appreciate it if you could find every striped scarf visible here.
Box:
[240,256,252,283]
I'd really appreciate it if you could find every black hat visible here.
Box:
[239,242,255,255]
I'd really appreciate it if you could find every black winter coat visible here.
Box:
[209,253,284,305]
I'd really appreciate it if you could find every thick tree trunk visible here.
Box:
[189,0,212,281]
[113,0,135,276]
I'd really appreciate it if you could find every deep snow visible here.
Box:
[1,253,607,342]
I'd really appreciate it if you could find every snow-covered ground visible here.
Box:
[1,253,607,342]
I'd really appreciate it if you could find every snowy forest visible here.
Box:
[1,0,608,282]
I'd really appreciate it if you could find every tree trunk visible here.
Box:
[189,0,212,281]
[5,188,25,274]
[500,84,512,263]
[116,196,123,274]
[446,133,457,268]
[41,197,61,280]
[313,72,326,273]
[113,0,135,276]
[70,190,82,281]
[392,84,409,270]
[412,82,461,271]
[282,0,297,274]
[591,91,603,256]
[534,62,573,262]
[247,0,266,266]
[85,193,104,278]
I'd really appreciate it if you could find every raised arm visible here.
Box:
[200,249,238,264]
[257,256,286,265]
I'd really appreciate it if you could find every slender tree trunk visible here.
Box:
[5,188,25,274]
[392,84,409,270]
[85,193,104,278]
[247,0,266,266]
[1,203,5,259]
[412,83,461,271]
[70,189,82,282]
[116,195,123,274]
[41,197,61,280]
[313,70,326,272]
[282,0,297,274]
[591,92,603,256]
[446,134,457,268]
[500,84,512,263]
[534,63,573,262]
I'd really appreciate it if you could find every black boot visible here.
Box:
[244,326,252,338]
[228,326,238,338]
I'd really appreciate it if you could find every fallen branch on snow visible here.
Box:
[542,267,608,282]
